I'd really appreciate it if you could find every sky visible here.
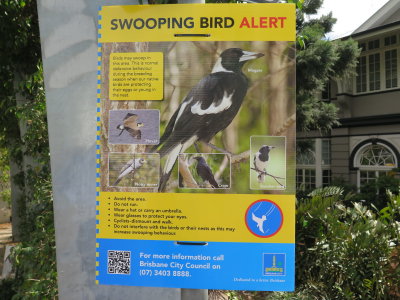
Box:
[315,0,391,39]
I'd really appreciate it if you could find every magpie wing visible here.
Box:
[155,74,223,152]
[171,73,227,131]
[156,105,180,147]
[123,114,139,129]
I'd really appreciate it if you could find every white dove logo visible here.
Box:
[252,213,267,233]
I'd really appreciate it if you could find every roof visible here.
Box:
[353,0,400,34]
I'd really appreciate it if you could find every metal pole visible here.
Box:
[178,0,207,298]
[182,288,209,300]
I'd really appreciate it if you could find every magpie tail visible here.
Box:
[150,107,180,154]
[158,171,172,192]
[158,143,183,192]
[114,178,121,186]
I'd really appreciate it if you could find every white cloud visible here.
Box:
[316,0,391,39]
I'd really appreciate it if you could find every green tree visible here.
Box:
[0,0,57,298]
[294,0,360,132]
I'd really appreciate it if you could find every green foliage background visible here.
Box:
[0,0,57,298]
[0,0,397,300]
[227,189,400,300]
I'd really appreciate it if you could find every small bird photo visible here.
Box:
[250,136,286,190]
[108,110,159,145]
[108,152,159,188]
[178,153,230,190]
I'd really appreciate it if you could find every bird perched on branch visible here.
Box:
[116,113,144,140]
[194,156,219,188]
[254,145,275,183]
[151,48,264,191]
[113,158,145,186]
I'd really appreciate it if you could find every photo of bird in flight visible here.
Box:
[151,48,264,191]
[252,212,267,233]
[253,145,275,183]
[116,113,144,140]
[113,157,145,186]
[193,156,219,188]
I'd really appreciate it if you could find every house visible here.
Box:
[297,0,400,191]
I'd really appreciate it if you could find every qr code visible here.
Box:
[107,250,131,275]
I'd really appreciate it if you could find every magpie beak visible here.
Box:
[151,48,264,191]
[254,145,275,183]
[239,51,265,62]
[113,158,145,186]
[193,156,219,188]
[117,113,144,140]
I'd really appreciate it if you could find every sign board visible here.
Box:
[96,3,296,291]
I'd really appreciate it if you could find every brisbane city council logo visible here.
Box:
[245,199,283,238]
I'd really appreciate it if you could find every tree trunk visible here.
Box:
[267,41,290,135]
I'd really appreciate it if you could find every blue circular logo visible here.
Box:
[245,200,283,238]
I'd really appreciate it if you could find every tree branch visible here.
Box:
[250,167,285,187]
[178,156,198,188]
[214,154,229,180]
[232,150,250,164]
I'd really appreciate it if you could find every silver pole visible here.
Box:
[178,0,207,298]
[181,288,209,300]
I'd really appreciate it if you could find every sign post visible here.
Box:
[96,3,296,291]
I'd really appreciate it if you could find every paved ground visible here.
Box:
[0,223,12,244]
[0,223,13,278]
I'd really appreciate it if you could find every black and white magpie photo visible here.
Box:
[193,156,219,188]
[253,145,275,183]
[250,136,286,190]
[152,48,264,191]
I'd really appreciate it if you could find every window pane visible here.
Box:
[369,53,381,91]
[385,49,398,88]
[356,56,367,92]
[296,168,316,191]
[322,169,331,187]
[322,140,331,165]
[384,35,397,46]
[296,169,303,189]
[368,39,380,50]
[304,169,316,190]
[322,82,330,101]
[360,170,376,185]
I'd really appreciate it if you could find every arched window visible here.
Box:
[354,142,397,187]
